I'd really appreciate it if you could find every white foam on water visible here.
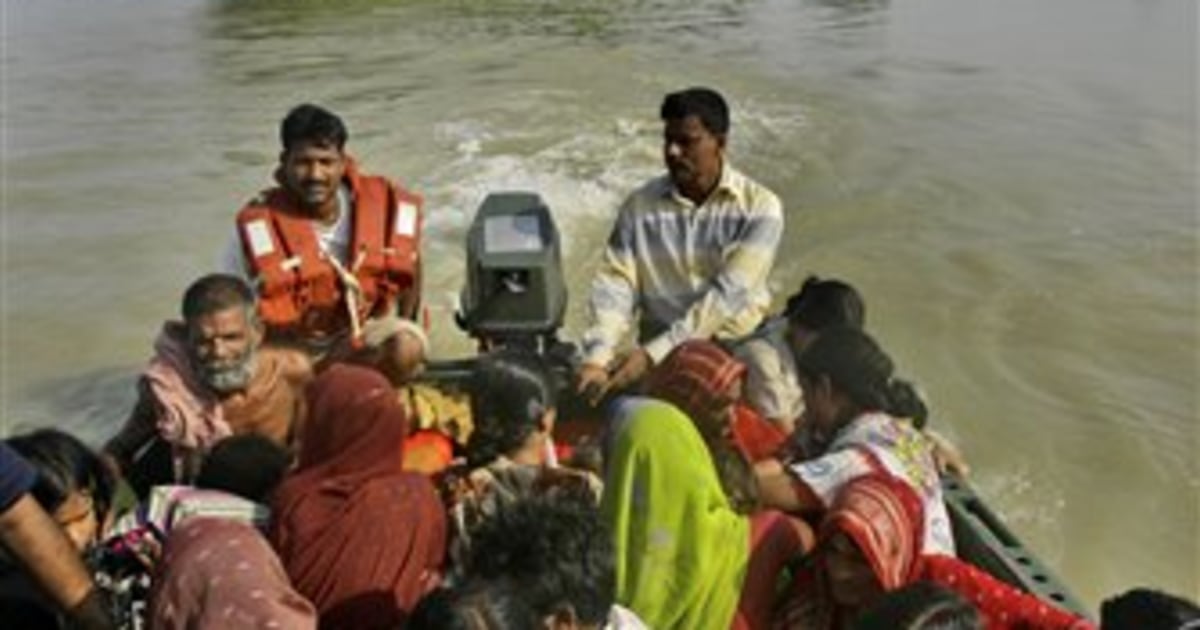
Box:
[411,116,659,353]
[974,465,1070,566]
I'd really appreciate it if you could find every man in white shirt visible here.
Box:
[576,87,784,404]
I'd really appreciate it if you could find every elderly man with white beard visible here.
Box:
[104,274,312,497]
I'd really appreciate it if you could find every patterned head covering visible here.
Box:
[149,517,316,630]
[645,340,746,423]
[782,473,1092,630]
[821,472,926,590]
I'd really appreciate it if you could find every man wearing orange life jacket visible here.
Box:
[221,104,424,354]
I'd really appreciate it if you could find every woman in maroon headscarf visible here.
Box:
[270,364,446,630]
[777,473,1093,630]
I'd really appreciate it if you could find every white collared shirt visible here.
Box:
[581,164,784,365]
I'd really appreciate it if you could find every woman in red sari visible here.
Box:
[270,364,446,630]
[777,472,1093,630]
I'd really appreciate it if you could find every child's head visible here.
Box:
[466,348,558,468]
[467,495,615,629]
[6,429,113,552]
[196,433,292,504]
[409,580,539,630]
[784,276,866,352]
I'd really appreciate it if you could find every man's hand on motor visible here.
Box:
[576,363,610,407]
[576,349,653,406]
[607,348,652,395]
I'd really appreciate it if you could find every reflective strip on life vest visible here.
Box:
[244,219,277,258]
[395,199,419,237]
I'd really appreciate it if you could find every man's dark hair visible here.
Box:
[852,581,984,630]
[784,275,866,331]
[181,274,256,322]
[660,87,730,136]
[195,434,291,504]
[280,103,348,152]
[1101,587,1200,630]
[466,494,614,626]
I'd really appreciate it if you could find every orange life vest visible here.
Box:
[235,159,422,342]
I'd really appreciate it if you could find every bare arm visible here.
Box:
[0,495,113,630]
[754,458,822,514]
[101,382,158,477]
[287,352,314,451]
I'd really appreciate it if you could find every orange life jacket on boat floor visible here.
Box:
[236,159,422,342]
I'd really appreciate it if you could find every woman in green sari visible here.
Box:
[602,341,813,630]
[603,396,745,629]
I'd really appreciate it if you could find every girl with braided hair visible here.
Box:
[755,326,957,556]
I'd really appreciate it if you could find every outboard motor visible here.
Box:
[418,192,594,454]
[457,191,568,354]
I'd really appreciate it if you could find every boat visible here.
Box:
[419,190,1094,620]
[943,475,1090,617]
